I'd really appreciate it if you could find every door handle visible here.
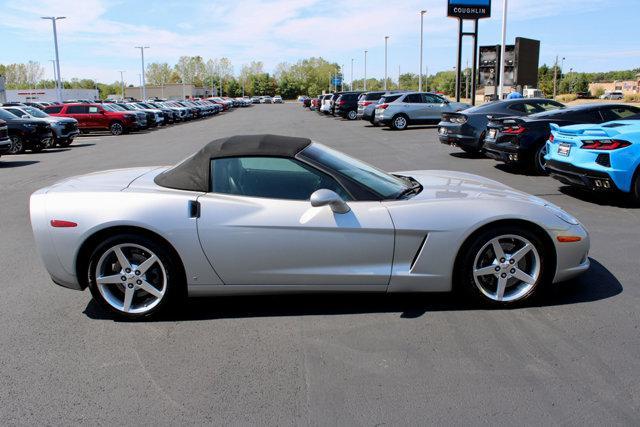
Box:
[188,200,200,218]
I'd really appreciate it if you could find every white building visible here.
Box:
[6,88,99,103]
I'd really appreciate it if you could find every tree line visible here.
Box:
[2,58,638,99]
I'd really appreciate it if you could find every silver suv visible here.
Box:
[374,92,470,130]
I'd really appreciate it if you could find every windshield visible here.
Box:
[102,104,118,112]
[22,106,48,118]
[300,143,409,199]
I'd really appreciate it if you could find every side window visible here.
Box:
[423,94,443,103]
[5,108,23,116]
[507,103,526,113]
[600,107,640,121]
[66,105,88,114]
[45,106,63,114]
[535,102,562,112]
[566,110,602,123]
[404,94,423,103]
[210,157,350,201]
[88,106,100,114]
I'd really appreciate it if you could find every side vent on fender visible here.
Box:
[410,234,429,271]
[188,200,200,218]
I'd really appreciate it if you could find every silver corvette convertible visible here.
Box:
[30,134,590,318]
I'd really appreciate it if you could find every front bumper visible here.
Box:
[552,223,591,283]
[53,122,80,140]
[546,160,621,192]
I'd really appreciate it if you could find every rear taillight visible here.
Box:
[361,101,373,106]
[502,125,526,135]
[378,103,389,110]
[549,134,555,142]
[338,100,346,106]
[580,139,630,150]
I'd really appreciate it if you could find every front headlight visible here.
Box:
[545,204,580,225]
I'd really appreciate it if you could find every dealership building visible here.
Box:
[5,88,99,103]
[589,74,640,95]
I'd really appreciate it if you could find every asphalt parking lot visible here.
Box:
[1,103,638,424]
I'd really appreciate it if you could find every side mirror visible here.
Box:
[310,189,350,214]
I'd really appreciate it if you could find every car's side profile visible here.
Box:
[375,92,471,130]
[45,103,141,136]
[31,134,590,319]
[2,105,80,147]
[545,118,640,199]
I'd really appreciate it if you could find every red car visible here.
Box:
[44,103,141,136]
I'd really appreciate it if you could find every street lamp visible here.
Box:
[49,60,57,89]
[419,10,427,92]
[384,36,389,90]
[350,58,354,91]
[41,16,65,102]
[135,46,149,100]
[119,71,125,100]
[497,0,508,99]
[364,50,368,91]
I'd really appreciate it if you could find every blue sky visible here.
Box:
[1,0,638,85]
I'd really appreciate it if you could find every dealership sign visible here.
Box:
[447,0,491,19]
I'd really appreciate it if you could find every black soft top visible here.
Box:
[154,134,312,192]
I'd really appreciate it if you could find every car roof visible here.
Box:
[154,134,313,192]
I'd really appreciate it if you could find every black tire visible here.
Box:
[390,114,409,130]
[109,121,124,136]
[58,139,73,147]
[9,136,24,154]
[631,168,640,204]
[87,233,184,320]
[533,142,549,175]
[346,110,358,120]
[369,118,379,127]
[30,143,44,153]
[456,225,551,307]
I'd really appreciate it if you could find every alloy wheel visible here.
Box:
[95,243,167,314]
[110,123,123,136]
[472,234,540,302]
[537,144,548,172]
[393,116,407,130]
[347,110,357,120]
[9,136,23,154]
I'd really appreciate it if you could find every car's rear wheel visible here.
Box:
[87,234,182,319]
[109,121,124,136]
[30,143,45,153]
[458,226,549,306]
[533,143,549,175]
[391,114,409,130]
[9,136,24,154]
[347,110,358,120]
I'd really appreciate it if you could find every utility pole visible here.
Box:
[49,60,57,89]
[41,16,65,102]
[497,0,508,99]
[398,65,401,90]
[419,10,427,91]
[553,55,558,99]
[364,50,368,91]
[135,46,149,100]
[119,71,125,99]
[384,36,389,90]
[341,64,344,91]
[350,58,354,91]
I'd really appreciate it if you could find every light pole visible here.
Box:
[398,65,401,90]
[41,16,65,102]
[497,0,508,99]
[135,46,149,100]
[364,50,368,91]
[350,58,354,91]
[119,71,125,100]
[49,60,57,89]
[419,10,427,92]
[384,36,389,90]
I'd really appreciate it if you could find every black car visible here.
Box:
[302,97,312,108]
[0,119,11,158]
[438,98,565,155]
[329,92,347,116]
[483,104,640,174]
[0,108,53,154]
[334,92,363,120]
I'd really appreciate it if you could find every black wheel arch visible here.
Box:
[75,225,187,291]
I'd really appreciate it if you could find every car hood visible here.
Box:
[42,116,77,125]
[395,170,547,204]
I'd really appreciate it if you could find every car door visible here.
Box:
[423,94,450,121]
[197,156,395,286]
[86,105,103,129]
[65,105,89,128]
[402,93,426,122]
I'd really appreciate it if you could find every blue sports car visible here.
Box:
[545,115,640,199]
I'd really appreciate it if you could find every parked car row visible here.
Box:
[251,95,284,104]
[306,91,470,130]
[0,97,247,157]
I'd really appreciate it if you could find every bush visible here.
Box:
[555,94,578,103]
[624,93,640,103]
[593,87,605,98]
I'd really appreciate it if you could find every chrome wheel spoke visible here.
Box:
[122,287,134,312]
[139,280,163,299]
[496,276,508,301]
[113,246,131,271]
[136,254,158,275]
[96,274,123,285]
[510,243,532,263]
[474,265,498,277]
[512,268,536,285]
[490,239,506,261]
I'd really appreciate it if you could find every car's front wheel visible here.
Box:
[9,136,24,154]
[391,114,409,130]
[457,226,549,306]
[109,121,124,136]
[87,234,183,319]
